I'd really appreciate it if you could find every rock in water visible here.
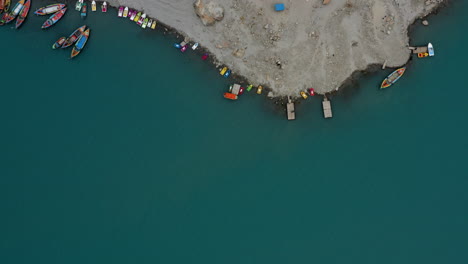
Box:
[422,20,429,26]
[194,0,224,26]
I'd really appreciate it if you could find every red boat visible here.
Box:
[223,92,238,100]
[201,53,208,60]
[15,0,30,29]
[307,88,315,96]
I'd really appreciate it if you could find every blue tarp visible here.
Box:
[275,4,285,11]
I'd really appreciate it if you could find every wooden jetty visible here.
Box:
[286,96,295,120]
[322,97,332,118]
[409,46,428,54]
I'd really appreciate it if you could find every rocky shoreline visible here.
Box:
[105,0,447,100]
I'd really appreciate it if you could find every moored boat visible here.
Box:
[224,92,238,100]
[101,1,107,12]
[133,11,141,22]
[141,17,149,28]
[151,20,156,29]
[256,85,263,94]
[246,84,253,92]
[180,45,188,52]
[80,2,86,18]
[41,8,66,29]
[71,28,90,58]
[52,36,66,49]
[91,0,96,12]
[307,88,315,96]
[173,43,181,49]
[220,67,228,76]
[137,13,146,25]
[147,19,152,29]
[75,0,83,11]
[428,43,434,57]
[122,7,128,17]
[192,43,199,50]
[34,3,66,15]
[224,69,231,78]
[300,91,308,99]
[380,67,406,89]
[15,0,30,29]
[201,53,208,60]
[129,10,137,20]
[418,52,429,58]
[3,0,25,24]
[118,6,123,17]
[2,0,11,14]
[62,25,86,48]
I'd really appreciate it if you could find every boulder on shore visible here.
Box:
[194,0,224,26]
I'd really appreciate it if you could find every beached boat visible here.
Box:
[137,13,146,25]
[34,3,66,15]
[123,7,128,17]
[428,43,434,56]
[151,20,156,29]
[300,91,308,99]
[192,43,199,50]
[142,17,149,28]
[62,25,86,48]
[224,92,238,100]
[418,52,429,58]
[101,1,107,12]
[118,6,123,17]
[75,0,83,11]
[256,85,263,94]
[3,0,25,24]
[380,67,406,89]
[41,8,66,29]
[133,11,141,22]
[15,0,30,29]
[52,36,66,49]
[220,67,228,76]
[307,88,315,96]
[81,2,86,18]
[71,28,90,58]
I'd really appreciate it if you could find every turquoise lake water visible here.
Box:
[1,1,468,263]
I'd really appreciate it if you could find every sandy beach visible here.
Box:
[107,0,444,96]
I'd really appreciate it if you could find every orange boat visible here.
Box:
[223,92,238,100]
[418,52,429,58]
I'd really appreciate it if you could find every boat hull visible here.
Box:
[41,8,66,29]
[71,28,90,58]
[380,67,406,89]
[62,25,86,48]
[15,0,30,28]
[34,4,66,15]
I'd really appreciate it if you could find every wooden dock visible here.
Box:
[286,97,295,120]
[322,97,332,118]
[409,46,428,54]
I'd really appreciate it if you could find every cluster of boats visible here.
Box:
[223,84,264,100]
[52,25,90,58]
[35,4,67,29]
[0,0,31,29]
[76,0,106,13]
[119,6,157,29]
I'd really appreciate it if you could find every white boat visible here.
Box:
[192,43,199,50]
[428,43,435,57]
[123,7,129,17]
[75,0,83,11]
[147,19,153,29]
[137,13,146,25]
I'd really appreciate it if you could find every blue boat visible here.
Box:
[71,28,90,58]
[224,69,231,78]
[173,43,181,49]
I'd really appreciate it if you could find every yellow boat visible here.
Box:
[151,20,156,29]
[91,0,96,11]
[418,52,429,58]
[300,91,308,99]
[220,67,227,76]
[133,12,141,22]
[256,85,263,94]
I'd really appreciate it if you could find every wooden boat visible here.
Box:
[62,25,86,48]
[380,67,406,89]
[300,91,308,99]
[3,0,25,24]
[101,1,107,12]
[428,43,434,56]
[52,36,66,49]
[123,7,128,17]
[34,3,66,15]
[151,20,156,29]
[75,0,83,11]
[137,13,146,25]
[220,67,227,76]
[14,0,29,29]
[133,11,141,22]
[418,52,429,58]
[80,2,86,18]
[118,6,123,17]
[256,85,263,94]
[224,92,238,100]
[91,1,96,12]
[71,28,90,58]
[1,0,11,14]
[41,8,66,29]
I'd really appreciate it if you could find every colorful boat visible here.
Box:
[75,0,83,11]
[101,1,107,12]
[224,69,231,78]
[3,0,25,24]
[146,19,152,29]
[300,91,308,99]
[52,36,66,49]
[91,0,96,11]
[71,28,90,58]
[122,7,129,17]
[133,11,141,22]
[14,0,29,29]
[201,53,208,60]
[41,8,66,29]
[428,43,434,56]
[0,0,11,25]
[129,10,137,20]
[246,84,253,91]
[380,67,406,89]
[180,45,188,52]
[80,2,86,18]
[62,25,86,48]
[118,6,123,17]
[34,3,66,15]
[142,17,149,28]
[220,67,227,76]
[1,0,11,14]
[418,52,429,58]
[256,85,263,94]
[137,13,146,25]
[224,92,238,100]
[307,88,315,96]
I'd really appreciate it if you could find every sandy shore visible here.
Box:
[106,0,445,96]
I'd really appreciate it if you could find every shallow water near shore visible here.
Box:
[1,2,468,263]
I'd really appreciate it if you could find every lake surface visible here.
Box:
[1,2,467,263]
